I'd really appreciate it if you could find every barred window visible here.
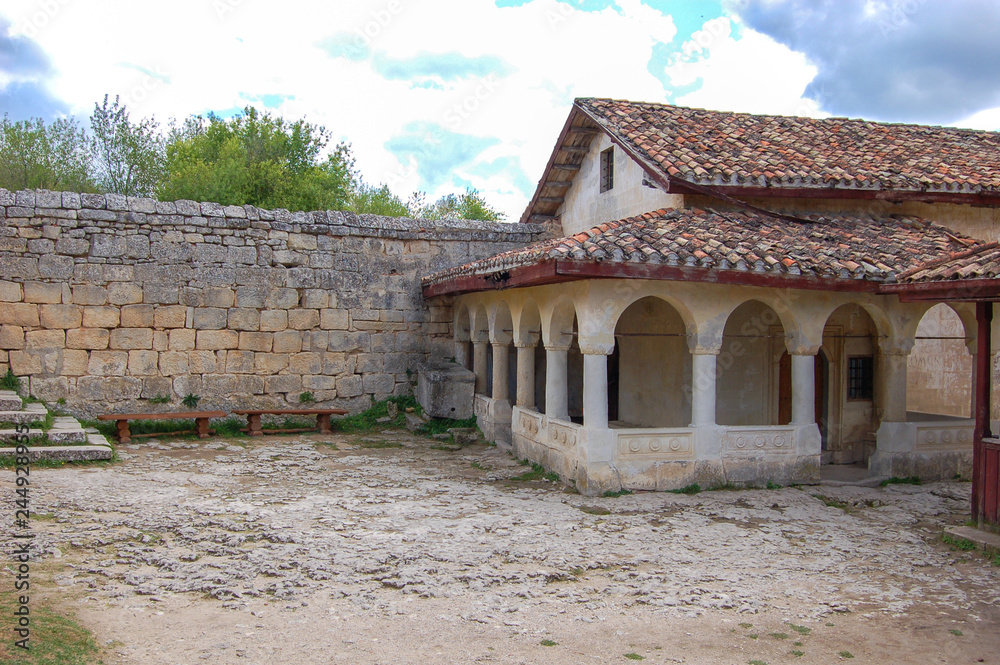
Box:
[848,356,874,400]
[600,147,614,192]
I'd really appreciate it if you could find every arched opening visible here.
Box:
[818,304,879,464]
[491,302,516,404]
[517,301,545,412]
[717,300,786,426]
[611,297,692,427]
[546,299,583,422]
[907,303,973,419]
[454,303,473,372]
[471,304,490,397]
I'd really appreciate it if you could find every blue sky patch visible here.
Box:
[385,122,500,191]
[466,156,534,196]
[372,51,513,83]
[316,32,372,62]
[240,92,295,108]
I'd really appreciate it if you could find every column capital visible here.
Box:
[545,342,572,353]
[579,341,615,356]
[789,345,821,356]
[690,346,721,356]
[514,340,538,349]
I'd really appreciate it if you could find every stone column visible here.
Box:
[491,342,510,403]
[545,344,570,420]
[690,351,718,427]
[791,352,817,425]
[473,340,489,395]
[581,344,614,430]
[515,342,536,409]
[880,348,911,423]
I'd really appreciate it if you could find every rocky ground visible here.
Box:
[4,430,999,664]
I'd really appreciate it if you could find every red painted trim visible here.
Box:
[881,279,1000,301]
[666,178,1000,206]
[974,302,994,523]
[422,262,566,298]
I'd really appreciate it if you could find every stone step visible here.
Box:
[0,403,47,425]
[0,390,23,412]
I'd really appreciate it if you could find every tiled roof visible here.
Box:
[423,208,989,287]
[576,98,1000,195]
[898,242,1000,283]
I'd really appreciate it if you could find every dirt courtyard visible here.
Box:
[6,430,1000,664]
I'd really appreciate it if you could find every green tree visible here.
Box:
[90,95,165,197]
[0,115,97,192]
[347,180,421,217]
[418,188,506,222]
[159,107,354,211]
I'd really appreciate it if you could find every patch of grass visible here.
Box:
[668,483,702,495]
[838,651,854,659]
[544,471,561,482]
[511,462,549,482]
[471,461,489,471]
[788,624,812,636]
[31,512,56,521]
[812,494,850,511]
[791,650,804,657]
[602,488,633,498]
[770,632,789,640]
[748,660,768,665]
[825,623,835,627]
[540,639,557,647]
[334,396,418,433]
[766,480,782,489]
[417,416,478,438]
[299,391,316,404]
[0,589,102,664]
[213,418,249,438]
[181,393,201,409]
[880,475,921,486]
[948,628,963,636]
[792,641,803,647]
[358,439,403,449]
[147,394,171,404]
[624,654,645,661]
[747,634,758,640]
[942,534,977,551]
[990,551,1000,566]
[1,368,21,391]
[738,622,754,629]
[579,506,612,516]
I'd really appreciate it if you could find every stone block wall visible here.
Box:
[0,189,543,417]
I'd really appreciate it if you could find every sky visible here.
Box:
[1,0,1000,220]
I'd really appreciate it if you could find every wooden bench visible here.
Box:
[97,411,227,444]
[231,409,348,436]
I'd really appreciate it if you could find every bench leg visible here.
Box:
[195,417,211,439]
[116,419,131,445]
[317,413,332,434]
[247,413,263,436]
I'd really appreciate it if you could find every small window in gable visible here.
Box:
[600,147,614,192]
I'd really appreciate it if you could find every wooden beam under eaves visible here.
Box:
[558,146,589,154]
[529,214,557,222]
[537,197,564,204]
[543,180,573,188]
[568,126,600,135]
[551,164,581,171]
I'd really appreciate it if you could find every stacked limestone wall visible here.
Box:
[0,189,543,417]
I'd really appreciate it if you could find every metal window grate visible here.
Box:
[600,147,614,192]
[848,356,874,400]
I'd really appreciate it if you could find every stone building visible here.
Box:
[423,98,1000,495]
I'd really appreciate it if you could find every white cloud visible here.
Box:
[664,15,827,118]
[952,106,1000,132]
